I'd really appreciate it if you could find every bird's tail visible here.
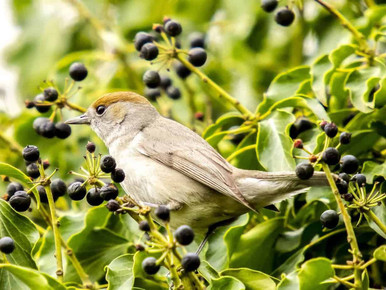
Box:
[234,169,332,209]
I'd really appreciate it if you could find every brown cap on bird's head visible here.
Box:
[65,91,151,125]
[91,91,150,109]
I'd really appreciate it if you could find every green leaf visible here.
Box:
[373,245,386,262]
[373,77,386,108]
[298,258,334,290]
[67,207,130,282]
[277,271,299,290]
[256,110,296,171]
[208,276,245,290]
[199,260,220,282]
[230,218,285,272]
[206,214,249,271]
[345,67,381,113]
[361,161,386,183]
[0,264,65,290]
[0,162,40,205]
[364,206,386,239]
[202,113,245,140]
[361,268,369,290]
[257,66,310,114]
[220,268,276,290]
[328,44,356,69]
[105,254,135,290]
[311,54,332,106]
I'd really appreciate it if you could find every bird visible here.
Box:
[65,91,331,243]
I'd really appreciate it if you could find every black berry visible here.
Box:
[164,20,182,37]
[100,183,119,201]
[86,141,96,153]
[322,147,340,165]
[143,70,161,88]
[33,117,48,135]
[261,0,278,12]
[290,117,313,139]
[188,48,207,67]
[352,174,366,186]
[111,168,125,183]
[320,120,328,130]
[39,120,56,138]
[139,220,151,232]
[342,193,354,202]
[341,155,359,174]
[69,62,88,81]
[275,8,295,26]
[174,225,194,245]
[6,182,24,198]
[43,88,58,102]
[189,32,205,48]
[0,237,15,254]
[339,172,350,183]
[320,210,339,229]
[160,75,172,89]
[68,182,87,200]
[42,160,50,170]
[38,185,49,203]
[26,163,40,179]
[134,32,153,51]
[181,253,200,272]
[106,200,120,212]
[22,145,40,162]
[324,122,338,138]
[55,122,72,139]
[336,180,348,194]
[145,88,161,101]
[166,86,181,100]
[86,188,104,206]
[339,132,352,145]
[9,191,31,212]
[51,179,67,197]
[155,205,170,222]
[100,155,116,173]
[175,62,191,79]
[34,94,51,113]
[142,257,160,275]
[295,162,314,180]
[140,43,159,61]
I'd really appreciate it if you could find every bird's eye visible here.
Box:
[96,105,106,115]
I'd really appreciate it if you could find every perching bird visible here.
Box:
[66,92,329,237]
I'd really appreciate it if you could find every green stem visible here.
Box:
[65,101,87,113]
[364,210,386,236]
[38,206,92,287]
[322,163,362,288]
[176,54,255,120]
[44,185,64,282]
[314,0,368,51]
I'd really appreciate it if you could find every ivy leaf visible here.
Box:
[230,217,285,272]
[373,245,386,262]
[373,77,386,108]
[202,113,244,140]
[256,110,296,171]
[0,264,65,290]
[208,276,245,290]
[105,254,135,290]
[0,162,40,206]
[220,268,276,290]
[0,199,39,289]
[311,54,332,106]
[361,161,386,183]
[298,258,334,290]
[257,66,311,114]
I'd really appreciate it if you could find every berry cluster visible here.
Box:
[67,142,124,207]
[134,17,207,103]
[261,0,295,27]
[139,205,200,275]
[292,120,385,229]
[26,62,88,139]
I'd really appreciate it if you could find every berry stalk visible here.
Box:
[322,163,362,288]
[314,0,369,52]
[176,54,255,120]
[43,184,64,282]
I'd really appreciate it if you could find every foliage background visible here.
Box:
[0,0,385,289]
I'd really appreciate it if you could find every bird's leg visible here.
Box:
[196,217,238,255]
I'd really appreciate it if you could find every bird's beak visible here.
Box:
[65,114,90,125]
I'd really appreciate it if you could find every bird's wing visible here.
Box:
[135,118,257,213]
